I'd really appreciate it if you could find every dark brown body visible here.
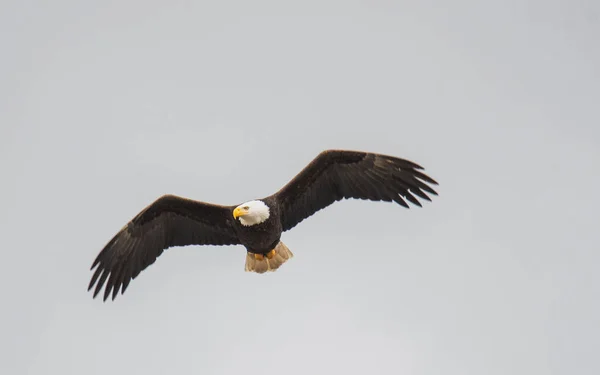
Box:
[231,196,282,255]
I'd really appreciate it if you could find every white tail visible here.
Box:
[245,241,294,274]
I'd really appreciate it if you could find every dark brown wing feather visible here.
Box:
[272,150,439,231]
[88,194,239,301]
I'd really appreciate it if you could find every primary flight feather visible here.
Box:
[88,149,439,301]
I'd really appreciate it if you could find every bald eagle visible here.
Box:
[88,150,438,301]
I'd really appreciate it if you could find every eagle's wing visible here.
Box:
[88,194,240,301]
[272,150,438,232]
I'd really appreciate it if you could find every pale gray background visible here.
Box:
[2,1,599,374]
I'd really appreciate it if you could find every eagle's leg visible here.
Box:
[254,253,264,261]
[266,249,276,259]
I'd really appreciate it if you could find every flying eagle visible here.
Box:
[88,149,439,301]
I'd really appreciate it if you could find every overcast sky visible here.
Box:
[2,1,599,374]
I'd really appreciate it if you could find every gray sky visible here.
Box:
[2,1,599,374]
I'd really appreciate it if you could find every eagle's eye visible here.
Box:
[243,206,249,210]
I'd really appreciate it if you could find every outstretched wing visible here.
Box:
[272,150,439,231]
[88,194,240,301]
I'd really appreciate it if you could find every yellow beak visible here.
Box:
[233,207,246,219]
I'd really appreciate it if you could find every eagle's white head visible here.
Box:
[233,200,270,226]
